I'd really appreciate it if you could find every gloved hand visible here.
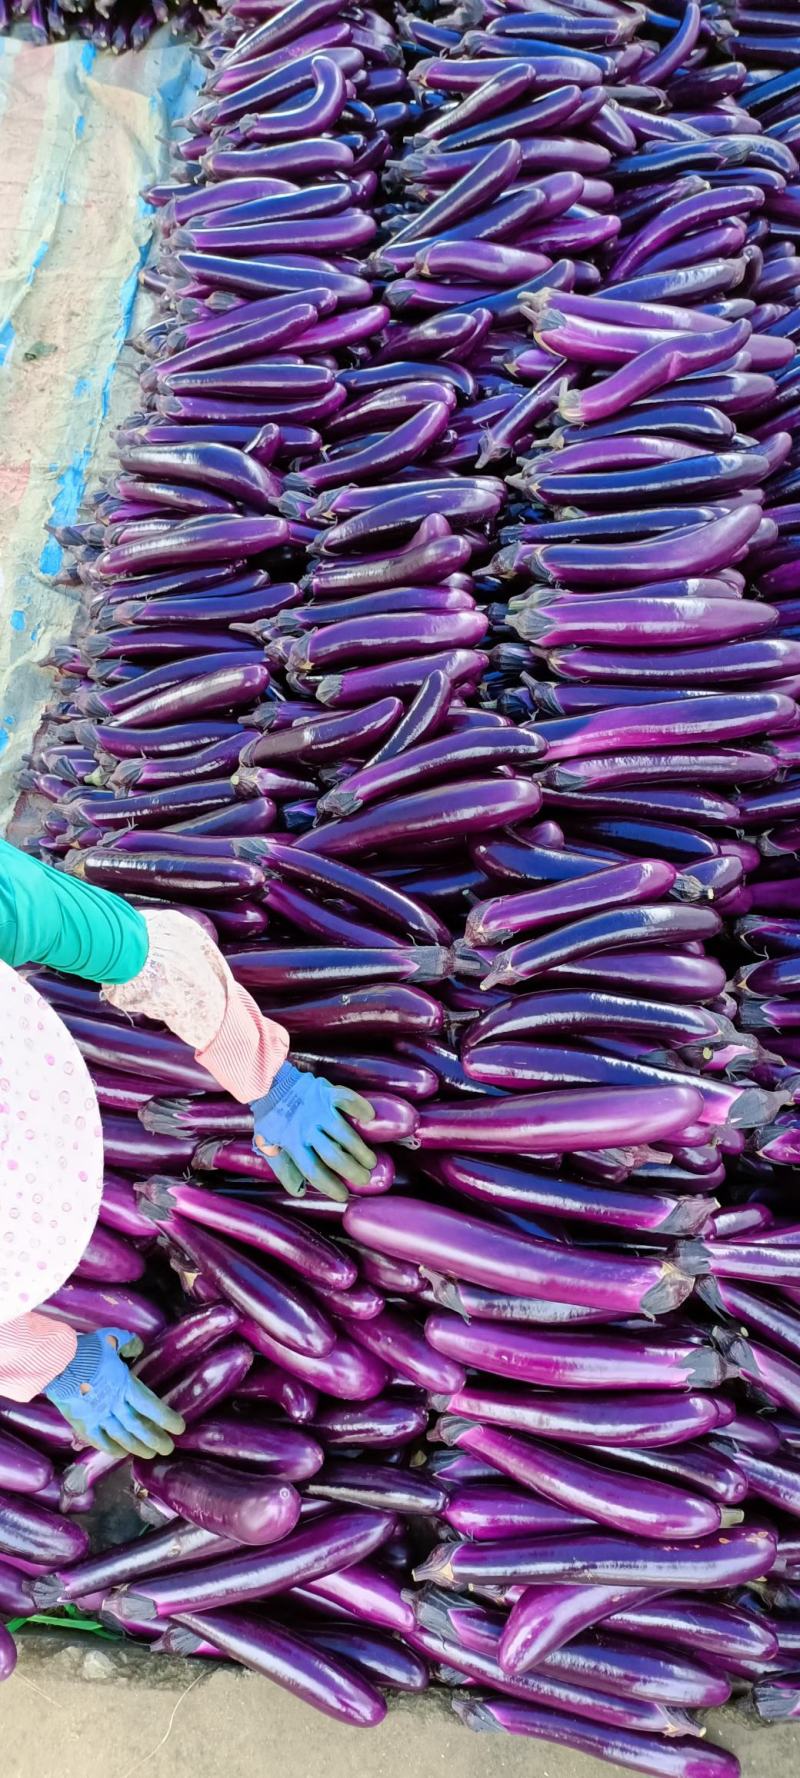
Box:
[252,1062,376,1201]
[45,1327,185,1459]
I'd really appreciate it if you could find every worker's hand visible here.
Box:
[252,1062,377,1201]
[45,1328,185,1459]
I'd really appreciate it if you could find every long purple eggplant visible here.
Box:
[0,1430,53,1496]
[605,1596,779,1676]
[75,1223,145,1286]
[297,1623,428,1694]
[0,1492,88,1566]
[440,1421,722,1541]
[416,1523,776,1590]
[422,1587,728,1707]
[424,1316,728,1392]
[61,1014,215,1091]
[163,1216,335,1357]
[33,1521,238,1608]
[438,1383,725,1449]
[454,1696,739,1778]
[75,847,262,902]
[442,1484,594,1542]
[465,860,677,948]
[134,1305,241,1391]
[162,1342,254,1430]
[238,1318,389,1400]
[307,1462,445,1517]
[347,1305,465,1393]
[428,1154,713,1237]
[137,1178,355,1290]
[296,1562,416,1636]
[300,778,542,858]
[318,728,544,820]
[237,698,402,768]
[174,1608,386,1725]
[312,1396,428,1449]
[39,1281,166,1342]
[98,1172,161,1241]
[224,943,451,990]
[0,1401,75,1453]
[406,1085,703,1152]
[345,1199,693,1317]
[251,837,448,943]
[0,1561,41,1615]
[0,1627,15,1681]
[483,904,721,991]
[109,1508,396,1622]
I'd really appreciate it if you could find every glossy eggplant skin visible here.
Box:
[22,0,800,1738]
[438,1419,722,1540]
[173,1609,387,1725]
[109,1509,397,1621]
[131,1457,300,1546]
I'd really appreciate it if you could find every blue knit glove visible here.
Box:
[252,1063,376,1201]
[45,1328,185,1459]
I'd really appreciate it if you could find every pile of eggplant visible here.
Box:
[0,0,207,47]
[7,0,800,1762]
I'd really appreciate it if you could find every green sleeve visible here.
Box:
[0,838,149,983]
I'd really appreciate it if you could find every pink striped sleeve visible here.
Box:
[195,977,289,1103]
[0,1313,77,1402]
[104,910,289,1103]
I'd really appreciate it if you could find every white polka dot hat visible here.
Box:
[0,961,104,1324]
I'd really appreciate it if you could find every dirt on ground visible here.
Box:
[4,1635,795,1778]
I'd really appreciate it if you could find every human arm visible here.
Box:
[0,836,148,981]
[0,1313,77,1404]
[0,1315,183,1452]
[104,911,377,1197]
[0,838,289,1099]
[0,838,375,1197]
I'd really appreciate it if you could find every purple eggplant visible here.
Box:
[300,778,542,859]
[443,1485,594,1542]
[234,1364,317,1423]
[428,1153,712,1237]
[440,1421,722,1541]
[298,1623,427,1694]
[318,727,544,820]
[163,1341,254,1429]
[132,1306,241,1392]
[177,1416,323,1480]
[0,1429,53,1496]
[131,1456,299,1546]
[174,1608,386,1725]
[296,1561,415,1636]
[416,1523,776,1590]
[439,1383,725,1449]
[346,1199,692,1317]
[109,1508,396,1622]
[454,1696,738,1778]
[163,1216,335,1357]
[39,1282,166,1341]
[137,1178,355,1290]
[0,1492,88,1566]
[424,1316,727,1392]
[605,1596,779,1676]
[307,1462,445,1517]
[311,1397,428,1449]
[35,1522,239,1609]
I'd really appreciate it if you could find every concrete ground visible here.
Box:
[2,1636,797,1778]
